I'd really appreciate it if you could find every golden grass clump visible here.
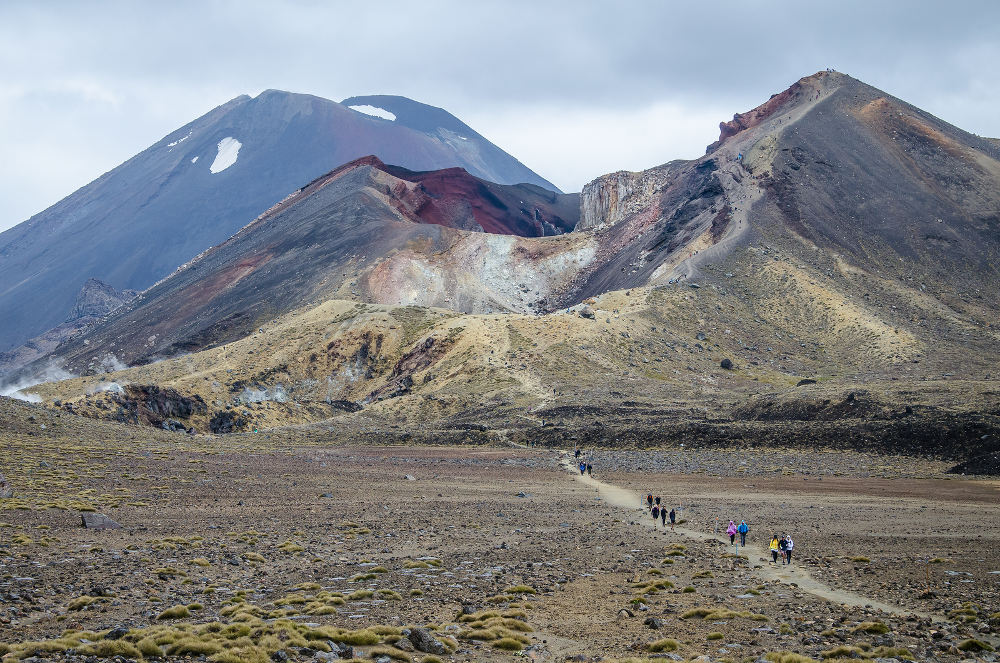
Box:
[647,638,679,652]
[493,637,525,651]
[67,595,103,611]
[682,607,767,621]
[765,653,819,663]
[504,585,536,594]
[157,604,192,620]
[76,640,144,659]
[707,632,723,640]
[851,621,889,634]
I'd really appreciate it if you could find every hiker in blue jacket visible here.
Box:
[737,520,749,547]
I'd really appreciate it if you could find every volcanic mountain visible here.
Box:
[35,157,582,372]
[16,72,1000,468]
[0,90,558,355]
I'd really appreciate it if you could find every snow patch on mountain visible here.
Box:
[167,131,192,148]
[191,156,199,163]
[210,137,242,173]
[348,104,396,121]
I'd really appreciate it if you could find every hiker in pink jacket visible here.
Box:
[726,520,738,545]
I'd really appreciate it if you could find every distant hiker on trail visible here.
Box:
[727,520,737,545]
[651,504,660,521]
[783,534,794,565]
[586,463,592,476]
[661,505,667,527]
[738,520,749,547]
[769,535,780,564]
[654,496,661,507]
[779,534,789,563]
[579,461,586,475]
[669,507,676,531]
[647,494,654,510]
[574,448,581,459]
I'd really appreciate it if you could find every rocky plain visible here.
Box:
[2,396,998,663]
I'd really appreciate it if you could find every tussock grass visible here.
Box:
[851,621,889,634]
[765,653,819,663]
[493,637,524,651]
[67,595,103,610]
[707,632,723,640]
[157,604,191,620]
[958,639,994,652]
[850,556,870,563]
[504,584,536,594]
[347,589,373,600]
[682,607,767,621]
[190,557,211,567]
[647,638,679,652]
[370,645,412,661]
[693,570,714,579]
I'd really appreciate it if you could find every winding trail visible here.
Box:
[558,454,941,621]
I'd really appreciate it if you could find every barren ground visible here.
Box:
[2,400,999,663]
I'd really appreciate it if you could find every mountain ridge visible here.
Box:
[0,89,559,356]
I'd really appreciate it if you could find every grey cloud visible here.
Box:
[1,0,999,228]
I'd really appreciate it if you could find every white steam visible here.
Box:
[0,362,76,402]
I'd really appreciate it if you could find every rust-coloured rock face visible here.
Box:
[380,162,578,236]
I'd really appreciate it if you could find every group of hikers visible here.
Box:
[725,519,794,565]
[646,504,795,566]
[645,493,677,531]
[568,451,795,566]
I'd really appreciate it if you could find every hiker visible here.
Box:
[669,507,676,531]
[784,534,794,565]
[579,461,586,475]
[574,448,581,459]
[661,505,667,527]
[586,463,592,476]
[726,520,737,545]
[654,496,661,507]
[779,535,789,563]
[651,504,660,521]
[737,520,749,547]
[769,535,780,564]
[647,494,654,510]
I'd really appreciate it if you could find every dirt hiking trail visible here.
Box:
[558,454,941,621]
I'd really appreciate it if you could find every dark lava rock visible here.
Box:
[408,627,447,654]
[81,513,122,530]
[644,617,665,629]
[948,451,1000,476]
[796,378,817,386]
[210,410,248,434]
[105,626,129,640]
[720,358,734,370]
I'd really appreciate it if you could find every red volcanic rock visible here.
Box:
[707,72,826,152]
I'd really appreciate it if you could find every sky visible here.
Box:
[1,0,999,232]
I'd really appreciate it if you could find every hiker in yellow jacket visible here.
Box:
[769,535,780,565]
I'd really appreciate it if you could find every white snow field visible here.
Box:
[348,104,396,121]
[210,137,242,173]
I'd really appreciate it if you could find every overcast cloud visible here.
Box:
[1,0,998,231]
